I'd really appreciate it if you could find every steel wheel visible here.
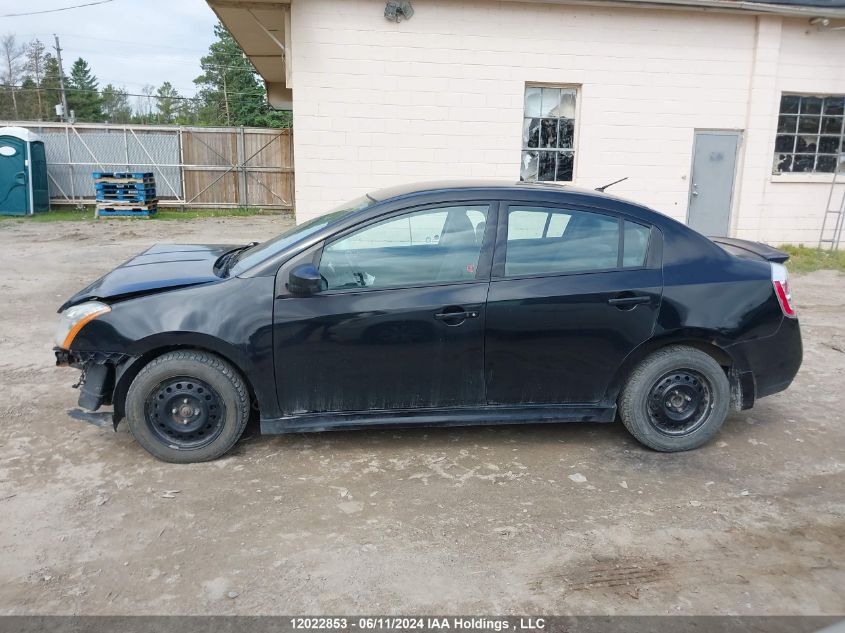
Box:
[145,376,226,449]
[645,369,713,436]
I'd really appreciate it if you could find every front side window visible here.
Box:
[774,93,844,174]
[504,206,650,277]
[521,86,578,182]
[320,205,489,291]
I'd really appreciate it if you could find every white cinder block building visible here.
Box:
[210,0,845,245]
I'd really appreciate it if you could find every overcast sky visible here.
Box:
[4,0,220,98]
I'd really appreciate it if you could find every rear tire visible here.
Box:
[125,350,250,463]
[619,345,730,452]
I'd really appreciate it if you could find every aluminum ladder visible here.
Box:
[818,146,845,250]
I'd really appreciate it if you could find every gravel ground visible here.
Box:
[0,216,842,615]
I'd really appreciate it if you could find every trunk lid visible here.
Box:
[709,237,789,263]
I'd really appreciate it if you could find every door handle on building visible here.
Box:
[691,183,699,197]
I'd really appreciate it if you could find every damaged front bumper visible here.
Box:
[55,348,131,423]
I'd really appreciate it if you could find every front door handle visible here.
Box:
[433,308,480,324]
[608,295,651,307]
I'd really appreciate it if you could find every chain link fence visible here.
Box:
[4,122,294,210]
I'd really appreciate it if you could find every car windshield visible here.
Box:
[228,195,374,276]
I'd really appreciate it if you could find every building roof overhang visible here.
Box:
[207,0,845,109]
[206,0,292,109]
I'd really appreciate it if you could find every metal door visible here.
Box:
[30,141,49,213]
[687,130,741,237]
[0,136,28,215]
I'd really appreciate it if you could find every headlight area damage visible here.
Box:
[54,301,126,428]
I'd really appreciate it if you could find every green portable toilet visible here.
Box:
[0,126,49,215]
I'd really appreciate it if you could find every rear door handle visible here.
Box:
[607,295,651,307]
[434,310,479,321]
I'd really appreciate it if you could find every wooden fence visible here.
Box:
[5,122,294,210]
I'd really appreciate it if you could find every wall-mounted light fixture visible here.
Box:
[385,0,414,23]
[809,17,845,31]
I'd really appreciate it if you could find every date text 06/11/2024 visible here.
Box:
[288,618,548,631]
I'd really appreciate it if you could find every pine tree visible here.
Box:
[101,84,132,123]
[23,39,47,119]
[194,22,290,128]
[155,81,180,123]
[41,54,62,120]
[67,57,102,122]
[16,76,41,120]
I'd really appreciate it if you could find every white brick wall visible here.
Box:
[289,0,845,245]
[753,19,845,245]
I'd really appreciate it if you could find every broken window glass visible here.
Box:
[774,154,793,172]
[778,116,797,134]
[816,156,837,172]
[780,95,800,114]
[819,136,841,154]
[524,88,542,118]
[523,118,540,148]
[559,90,576,119]
[793,154,815,172]
[775,135,795,153]
[540,119,558,148]
[798,116,821,134]
[541,88,561,117]
[796,135,818,153]
[801,96,823,115]
[521,151,539,181]
[824,97,844,116]
[821,116,843,134]
[538,151,557,181]
[521,86,578,182]
[556,152,574,181]
[773,93,845,175]
[558,119,574,149]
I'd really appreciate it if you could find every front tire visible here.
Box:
[619,345,730,452]
[125,350,250,463]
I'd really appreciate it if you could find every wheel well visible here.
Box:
[672,340,733,369]
[112,345,259,426]
[605,338,736,405]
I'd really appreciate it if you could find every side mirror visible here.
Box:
[288,263,323,295]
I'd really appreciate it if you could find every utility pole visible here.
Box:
[222,69,231,125]
[53,34,69,122]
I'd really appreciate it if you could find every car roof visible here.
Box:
[367,179,642,208]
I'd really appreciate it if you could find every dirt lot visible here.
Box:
[0,216,842,615]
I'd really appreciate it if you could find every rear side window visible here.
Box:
[622,220,651,268]
[504,206,652,277]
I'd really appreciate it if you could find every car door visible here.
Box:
[273,202,496,415]
[485,202,663,406]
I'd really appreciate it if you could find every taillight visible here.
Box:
[771,262,796,318]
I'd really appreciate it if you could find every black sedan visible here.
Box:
[54,181,802,463]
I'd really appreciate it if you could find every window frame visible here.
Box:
[772,92,845,176]
[313,200,499,295]
[521,83,581,183]
[492,201,655,281]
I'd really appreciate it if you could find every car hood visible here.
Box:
[58,243,240,311]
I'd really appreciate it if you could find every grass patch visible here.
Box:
[0,207,286,223]
[780,245,845,274]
